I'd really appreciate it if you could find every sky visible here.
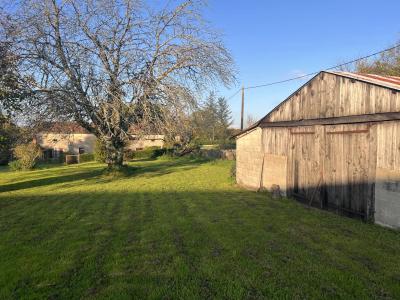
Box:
[203,0,400,127]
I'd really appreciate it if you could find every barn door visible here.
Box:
[324,124,376,219]
[289,127,323,204]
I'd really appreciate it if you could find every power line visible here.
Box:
[245,44,400,90]
[226,43,400,95]
[226,88,241,100]
[244,44,400,90]
[245,72,317,90]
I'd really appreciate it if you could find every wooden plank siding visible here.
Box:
[323,124,375,218]
[377,121,400,171]
[266,73,399,123]
[259,124,378,219]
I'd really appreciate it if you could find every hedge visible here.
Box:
[131,147,170,160]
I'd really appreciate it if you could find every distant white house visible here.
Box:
[35,122,165,159]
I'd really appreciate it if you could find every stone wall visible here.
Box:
[126,135,165,151]
[236,128,264,189]
[198,149,236,160]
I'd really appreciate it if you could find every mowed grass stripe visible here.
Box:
[0,158,399,299]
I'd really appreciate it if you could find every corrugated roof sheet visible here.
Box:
[327,71,400,90]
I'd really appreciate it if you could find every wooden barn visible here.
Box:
[236,71,400,228]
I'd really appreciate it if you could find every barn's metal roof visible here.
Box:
[326,71,400,90]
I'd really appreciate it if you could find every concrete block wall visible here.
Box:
[375,168,400,229]
[236,128,264,189]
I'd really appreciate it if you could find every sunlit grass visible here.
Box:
[0,157,399,299]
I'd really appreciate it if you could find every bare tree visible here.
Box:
[6,0,235,168]
[245,114,257,128]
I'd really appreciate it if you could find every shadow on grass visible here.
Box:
[0,158,211,193]
[0,169,104,193]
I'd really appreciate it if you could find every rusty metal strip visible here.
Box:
[290,131,315,135]
[290,128,315,135]
[326,129,369,134]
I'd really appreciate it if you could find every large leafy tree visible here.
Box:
[7,0,235,168]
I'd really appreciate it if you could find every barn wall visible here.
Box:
[237,71,400,226]
[266,73,400,122]
[238,121,400,227]
[236,128,263,189]
[375,121,400,228]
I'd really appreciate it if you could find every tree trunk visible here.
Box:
[104,138,124,169]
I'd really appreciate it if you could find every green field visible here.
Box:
[0,157,399,299]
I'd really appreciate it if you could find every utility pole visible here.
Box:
[240,86,244,130]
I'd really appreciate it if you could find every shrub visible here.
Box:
[79,153,94,163]
[132,147,167,160]
[8,160,22,171]
[13,142,41,170]
[94,139,107,163]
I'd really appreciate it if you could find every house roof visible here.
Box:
[38,122,91,134]
[235,71,400,138]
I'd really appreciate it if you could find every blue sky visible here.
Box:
[203,0,400,127]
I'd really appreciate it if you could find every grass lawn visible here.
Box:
[0,157,399,299]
